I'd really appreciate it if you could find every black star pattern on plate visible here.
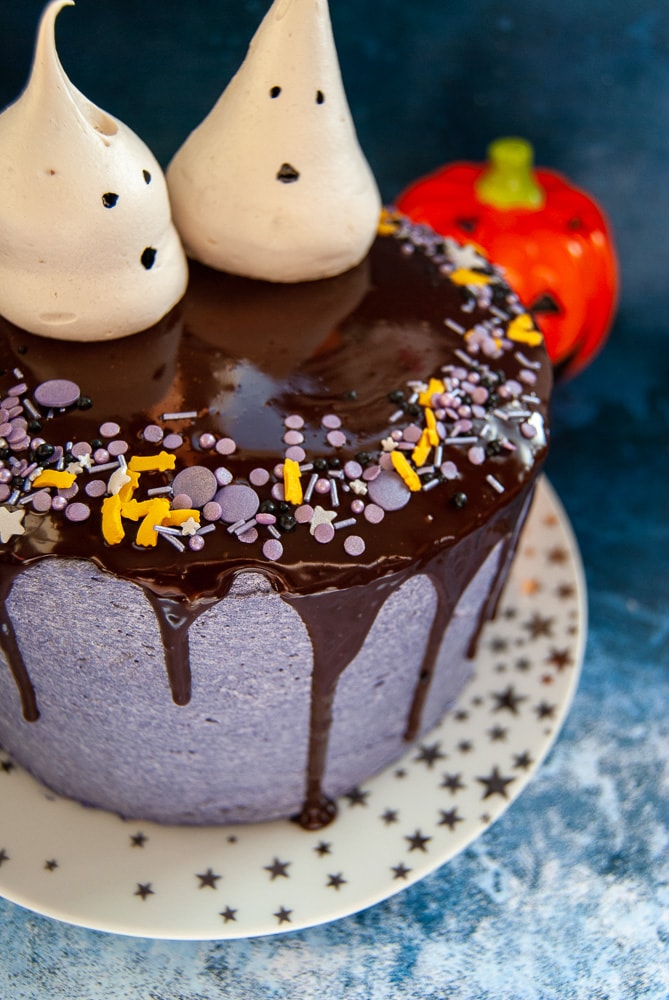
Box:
[219,906,237,923]
[313,841,331,857]
[196,868,222,889]
[490,636,508,653]
[491,684,527,715]
[453,709,469,722]
[535,701,557,720]
[515,657,531,672]
[438,808,464,830]
[44,859,58,872]
[391,862,412,880]
[326,872,347,890]
[264,858,291,880]
[523,612,555,639]
[345,786,370,807]
[130,832,148,848]
[488,725,508,742]
[477,766,516,800]
[405,829,432,853]
[394,768,407,779]
[274,906,292,925]
[380,808,399,825]
[1,759,15,774]
[513,751,534,770]
[414,742,446,768]
[0,849,9,867]
[440,772,465,795]
[546,647,574,670]
[134,883,154,900]
[457,740,474,754]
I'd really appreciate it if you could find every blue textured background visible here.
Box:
[1,1,668,997]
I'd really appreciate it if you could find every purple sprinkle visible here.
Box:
[71,441,92,458]
[314,478,331,495]
[65,501,90,523]
[93,448,110,465]
[520,422,537,439]
[350,498,365,515]
[202,501,223,522]
[314,522,335,544]
[8,383,27,397]
[271,483,285,502]
[107,439,129,457]
[402,424,422,444]
[295,504,314,523]
[172,466,218,508]
[58,484,79,500]
[85,480,107,498]
[34,379,80,409]
[249,467,270,487]
[467,445,486,466]
[99,421,121,439]
[216,483,260,524]
[215,437,236,456]
[0,469,11,484]
[256,512,277,526]
[321,414,342,430]
[263,538,284,561]
[142,424,164,444]
[284,414,304,430]
[163,433,183,451]
[188,534,206,552]
[520,369,538,386]
[172,493,193,509]
[285,446,306,463]
[0,484,10,503]
[440,461,459,480]
[362,464,381,482]
[198,432,217,450]
[344,535,366,557]
[237,527,259,545]
[273,464,285,479]
[214,466,233,487]
[367,470,411,512]
[31,490,52,512]
[0,423,12,436]
[283,430,304,446]
[326,430,347,448]
[471,386,489,404]
[363,503,385,524]
[344,461,363,480]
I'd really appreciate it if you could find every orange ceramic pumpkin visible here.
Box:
[396,138,618,377]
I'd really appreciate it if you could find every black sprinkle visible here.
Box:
[355,452,372,467]
[387,389,405,405]
[313,458,328,472]
[258,499,277,515]
[277,513,297,533]
[327,457,341,470]
[270,85,282,98]
[342,389,358,400]
[276,163,300,184]
[141,247,157,270]
[102,192,119,209]
[452,492,468,509]
[35,443,55,461]
[316,89,325,104]
[77,396,93,410]
[143,170,152,184]
[16,346,28,355]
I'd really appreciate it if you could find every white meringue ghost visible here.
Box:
[0,1,188,341]
[167,0,381,283]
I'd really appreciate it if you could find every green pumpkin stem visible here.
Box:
[475,137,545,210]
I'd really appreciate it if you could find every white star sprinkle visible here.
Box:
[309,506,337,536]
[179,517,200,537]
[444,238,489,271]
[349,479,368,496]
[0,506,26,543]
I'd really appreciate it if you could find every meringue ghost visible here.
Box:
[167,0,382,283]
[0,0,188,341]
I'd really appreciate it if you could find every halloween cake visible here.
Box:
[0,0,551,828]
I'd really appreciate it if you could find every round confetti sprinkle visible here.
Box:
[440,461,459,480]
[263,538,283,561]
[344,534,365,557]
[31,491,51,512]
[64,502,90,523]
[362,464,381,482]
[284,414,304,430]
[283,430,304,446]
[172,493,193,510]
[8,382,27,397]
[0,422,11,437]
[295,504,314,523]
[198,432,216,450]
[521,423,537,439]
[0,485,10,503]
[314,522,335,544]
[367,470,411,511]
[285,446,306,463]
[271,483,285,502]
[93,449,110,465]
[142,424,164,444]
[467,445,486,466]
[326,430,346,448]
[99,421,121,438]
[344,461,363,480]
[34,379,80,409]
[321,414,341,430]
[163,433,183,451]
[71,442,92,458]
[249,468,270,487]
[188,534,205,552]
[214,466,233,487]
[256,512,277,526]
[215,438,236,456]
[172,466,217,508]
[364,503,385,524]
[216,484,260,524]
[58,484,79,500]
[107,440,129,457]
[238,527,259,544]
[202,501,222,522]
[402,424,422,444]
[85,480,106,498]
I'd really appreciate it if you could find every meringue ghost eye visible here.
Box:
[143,170,152,184]
[141,247,157,270]
[270,85,282,98]
[316,90,325,104]
[102,192,118,209]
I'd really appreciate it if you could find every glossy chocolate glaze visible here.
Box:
[0,217,551,826]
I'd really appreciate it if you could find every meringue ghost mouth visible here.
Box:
[276,162,300,183]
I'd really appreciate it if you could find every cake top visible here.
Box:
[0,215,550,601]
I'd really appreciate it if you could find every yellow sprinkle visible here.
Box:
[117,469,140,504]
[283,458,303,505]
[135,499,172,548]
[31,469,76,489]
[391,450,422,492]
[424,407,439,446]
[411,429,432,468]
[162,508,200,527]
[418,378,445,408]
[101,494,125,545]
[377,208,403,236]
[450,268,492,287]
[507,313,543,347]
[128,451,176,474]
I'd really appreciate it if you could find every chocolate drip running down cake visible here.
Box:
[0,215,551,827]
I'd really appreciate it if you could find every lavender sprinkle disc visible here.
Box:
[71,441,92,458]
[172,493,193,510]
[172,466,217,508]
[283,430,304,446]
[99,421,120,439]
[215,438,236,456]
[285,446,306,463]
[249,467,270,487]
[85,480,107,498]
[284,414,304,430]
[142,424,164,444]
[344,534,366,557]
[363,503,385,524]
[31,490,51,512]
[163,433,183,451]
[64,502,90,523]
[321,414,341,430]
[202,501,222,522]
[367,470,411,511]
[326,429,346,448]
[295,504,314,524]
[34,379,80,409]
[107,439,129,457]
[238,527,259,545]
[263,538,284,561]
[216,484,260,524]
[314,522,335,544]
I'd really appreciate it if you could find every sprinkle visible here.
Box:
[515,351,542,370]
[486,474,505,494]
[0,506,25,543]
[161,410,198,421]
[295,505,314,524]
[215,466,233,487]
[32,469,76,490]
[202,501,223,522]
[304,473,318,504]
[263,538,284,561]
[155,527,186,552]
[412,429,432,468]
[267,524,281,539]
[326,429,346,448]
[22,398,41,420]
[321,414,342,430]
[142,424,164,444]
[314,522,335,544]
[283,430,304,446]
[421,477,441,492]
[334,517,357,531]
[389,409,404,423]
[467,445,486,465]
[93,448,110,465]
[216,484,260,524]
[390,452,422,492]
[233,517,258,536]
[284,414,304,430]
[329,477,340,507]
[197,524,216,536]
[309,506,337,535]
[101,494,124,545]
[147,485,173,496]
[99,421,121,438]
[250,467,270,487]
[189,535,206,552]
[198,433,217,450]
[215,437,237,456]
[238,527,258,545]
[363,503,385,524]
[34,379,81,409]
[283,458,303,505]
[506,313,543,347]
[162,434,183,451]
[285,446,306,463]
[172,466,217,508]
[344,535,366,557]
[367,469,411,511]
[418,378,446,406]
[128,451,176,474]
[444,318,466,334]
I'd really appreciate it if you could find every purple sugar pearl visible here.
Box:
[34,379,80,409]
[216,484,260,524]
[172,466,217,508]
[93,448,110,465]
[198,432,216,450]
[51,496,68,512]
[189,534,205,552]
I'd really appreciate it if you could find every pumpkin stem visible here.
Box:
[475,137,545,210]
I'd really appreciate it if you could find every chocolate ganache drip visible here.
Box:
[0,216,550,828]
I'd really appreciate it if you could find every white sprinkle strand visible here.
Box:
[333,517,357,531]
[486,474,505,494]
[161,410,198,421]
